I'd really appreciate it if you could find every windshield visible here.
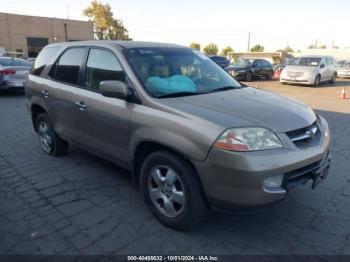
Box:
[123,48,242,98]
[296,57,322,67]
[232,59,252,67]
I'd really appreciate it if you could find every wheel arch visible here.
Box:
[31,104,47,132]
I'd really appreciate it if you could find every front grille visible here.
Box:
[286,122,319,144]
[287,71,304,77]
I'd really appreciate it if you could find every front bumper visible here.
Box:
[280,74,315,85]
[337,71,350,78]
[192,117,330,210]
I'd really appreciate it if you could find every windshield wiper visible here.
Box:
[207,85,242,94]
[157,91,199,98]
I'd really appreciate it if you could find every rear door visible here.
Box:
[253,60,263,76]
[75,47,133,167]
[46,47,87,143]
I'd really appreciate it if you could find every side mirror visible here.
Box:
[99,80,128,99]
[320,64,325,68]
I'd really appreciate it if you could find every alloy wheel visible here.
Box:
[38,122,53,153]
[148,165,186,217]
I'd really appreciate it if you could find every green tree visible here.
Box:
[83,0,131,40]
[319,45,327,49]
[220,46,234,56]
[190,42,201,50]
[283,46,294,52]
[203,43,219,55]
[308,44,316,49]
[250,44,264,52]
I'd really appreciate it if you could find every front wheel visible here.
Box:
[140,150,208,230]
[313,74,321,87]
[329,73,336,84]
[245,72,253,82]
[36,113,68,156]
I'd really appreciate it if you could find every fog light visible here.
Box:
[263,175,284,189]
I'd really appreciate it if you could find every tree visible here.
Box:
[319,45,327,49]
[220,46,234,56]
[203,43,218,55]
[308,44,316,49]
[83,0,131,40]
[283,46,294,52]
[190,42,201,50]
[250,44,264,52]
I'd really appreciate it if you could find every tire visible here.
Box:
[36,113,68,156]
[329,73,336,84]
[140,150,208,230]
[313,74,321,87]
[245,72,253,82]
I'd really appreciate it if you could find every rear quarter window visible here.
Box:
[30,46,61,76]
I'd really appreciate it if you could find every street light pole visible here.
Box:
[247,32,251,52]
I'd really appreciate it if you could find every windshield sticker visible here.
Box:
[138,49,156,55]
[192,50,209,60]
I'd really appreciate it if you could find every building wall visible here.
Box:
[0,12,93,57]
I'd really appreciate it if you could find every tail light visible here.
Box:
[0,69,16,75]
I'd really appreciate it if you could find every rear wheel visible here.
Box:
[36,113,68,156]
[140,150,208,230]
[313,74,321,87]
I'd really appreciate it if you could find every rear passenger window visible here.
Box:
[84,48,125,91]
[31,46,60,76]
[49,48,86,85]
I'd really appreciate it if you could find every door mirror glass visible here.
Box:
[99,80,128,99]
[320,63,325,68]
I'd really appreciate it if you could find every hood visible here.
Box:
[284,65,317,73]
[158,87,316,133]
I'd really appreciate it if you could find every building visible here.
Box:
[0,12,93,58]
[291,48,350,60]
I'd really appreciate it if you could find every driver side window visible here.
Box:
[84,48,126,91]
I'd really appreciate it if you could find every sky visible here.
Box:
[1,0,349,52]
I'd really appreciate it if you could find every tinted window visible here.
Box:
[85,48,125,91]
[50,48,86,85]
[31,46,60,76]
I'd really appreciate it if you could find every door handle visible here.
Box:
[75,101,87,111]
[40,90,49,98]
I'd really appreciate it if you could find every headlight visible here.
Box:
[214,127,283,151]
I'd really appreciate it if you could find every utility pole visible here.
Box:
[66,5,70,20]
[315,39,318,49]
[247,32,251,52]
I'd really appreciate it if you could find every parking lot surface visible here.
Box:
[1,80,350,256]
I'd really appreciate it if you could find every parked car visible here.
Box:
[25,41,331,229]
[225,58,274,81]
[208,55,230,68]
[0,57,31,91]
[280,55,337,86]
[273,58,297,72]
[337,60,350,78]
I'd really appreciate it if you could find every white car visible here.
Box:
[337,60,350,78]
[280,55,337,87]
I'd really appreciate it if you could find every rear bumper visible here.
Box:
[192,117,330,210]
[0,80,25,90]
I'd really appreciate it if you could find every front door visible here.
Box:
[75,47,133,167]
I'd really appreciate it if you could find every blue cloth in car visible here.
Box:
[146,75,196,96]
